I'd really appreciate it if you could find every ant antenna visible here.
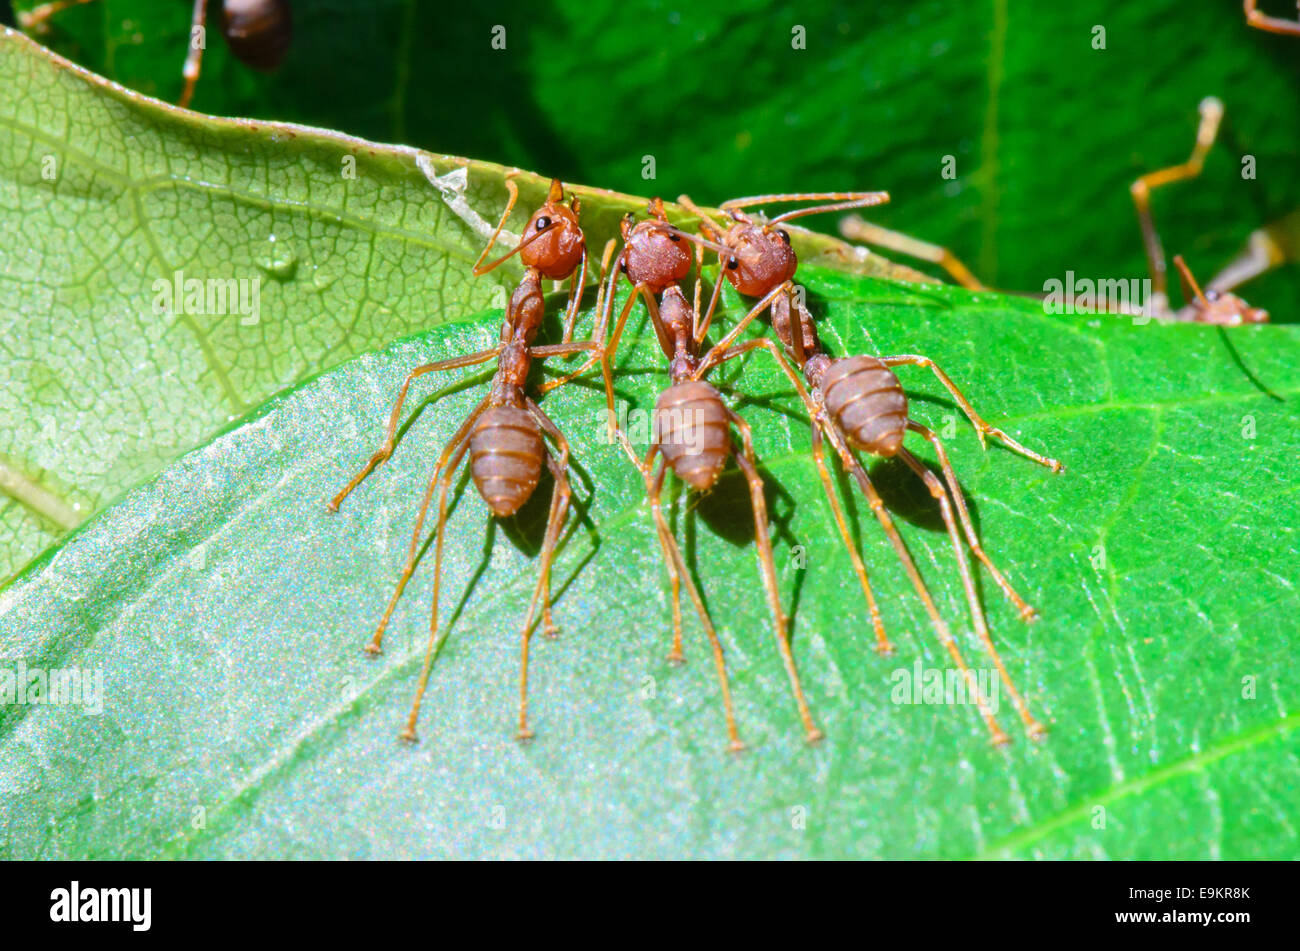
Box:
[718,191,891,225]
[649,223,732,256]
[1173,254,1211,307]
[676,195,729,239]
[767,194,890,225]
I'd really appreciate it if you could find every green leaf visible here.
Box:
[0,27,912,583]
[3,265,1297,860]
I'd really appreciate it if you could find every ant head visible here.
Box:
[1198,290,1269,326]
[520,180,585,279]
[1174,254,1269,326]
[622,200,695,292]
[718,220,797,297]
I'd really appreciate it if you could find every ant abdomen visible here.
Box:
[470,406,544,517]
[654,381,731,491]
[820,355,908,457]
[220,0,293,72]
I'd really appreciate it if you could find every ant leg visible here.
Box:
[839,216,987,290]
[371,399,488,659]
[529,342,601,360]
[512,400,574,740]
[907,421,1038,622]
[810,425,892,653]
[896,446,1044,739]
[559,244,590,344]
[695,280,793,375]
[1130,97,1224,300]
[645,456,686,663]
[1207,222,1289,296]
[534,460,567,642]
[692,247,729,347]
[822,422,1009,744]
[524,399,575,640]
[703,336,892,654]
[401,436,476,742]
[644,456,745,750]
[876,353,1063,472]
[542,280,651,455]
[328,347,501,512]
[1245,0,1300,34]
[16,0,99,33]
[560,237,616,349]
[178,0,209,109]
[537,342,607,396]
[728,410,823,743]
[538,240,620,392]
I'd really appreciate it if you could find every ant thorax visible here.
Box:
[504,270,545,343]
[658,287,699,382]
[769,292,830,385]
[722,223,797,297]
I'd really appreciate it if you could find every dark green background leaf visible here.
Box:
[2,267,1296,859]
[14,0,1300,308]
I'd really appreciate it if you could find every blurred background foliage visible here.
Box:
[7,0,1300,316]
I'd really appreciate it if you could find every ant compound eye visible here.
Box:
[777,229,791,244]
[727,257,740,270]
[535,216,551,232]
[620,259,628,272]
[669,233,681,242]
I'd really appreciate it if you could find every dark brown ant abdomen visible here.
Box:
[655,381,731,491]
[221,0,293,72]
[820,355,908,457]
[470,406,544,517]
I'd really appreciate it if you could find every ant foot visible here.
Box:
[1026,720,1048,741]
[399,727,418,744]
[805,727,826,744]
[667,650,685,665]
[727,739,747,754]
[516,727,535,743]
